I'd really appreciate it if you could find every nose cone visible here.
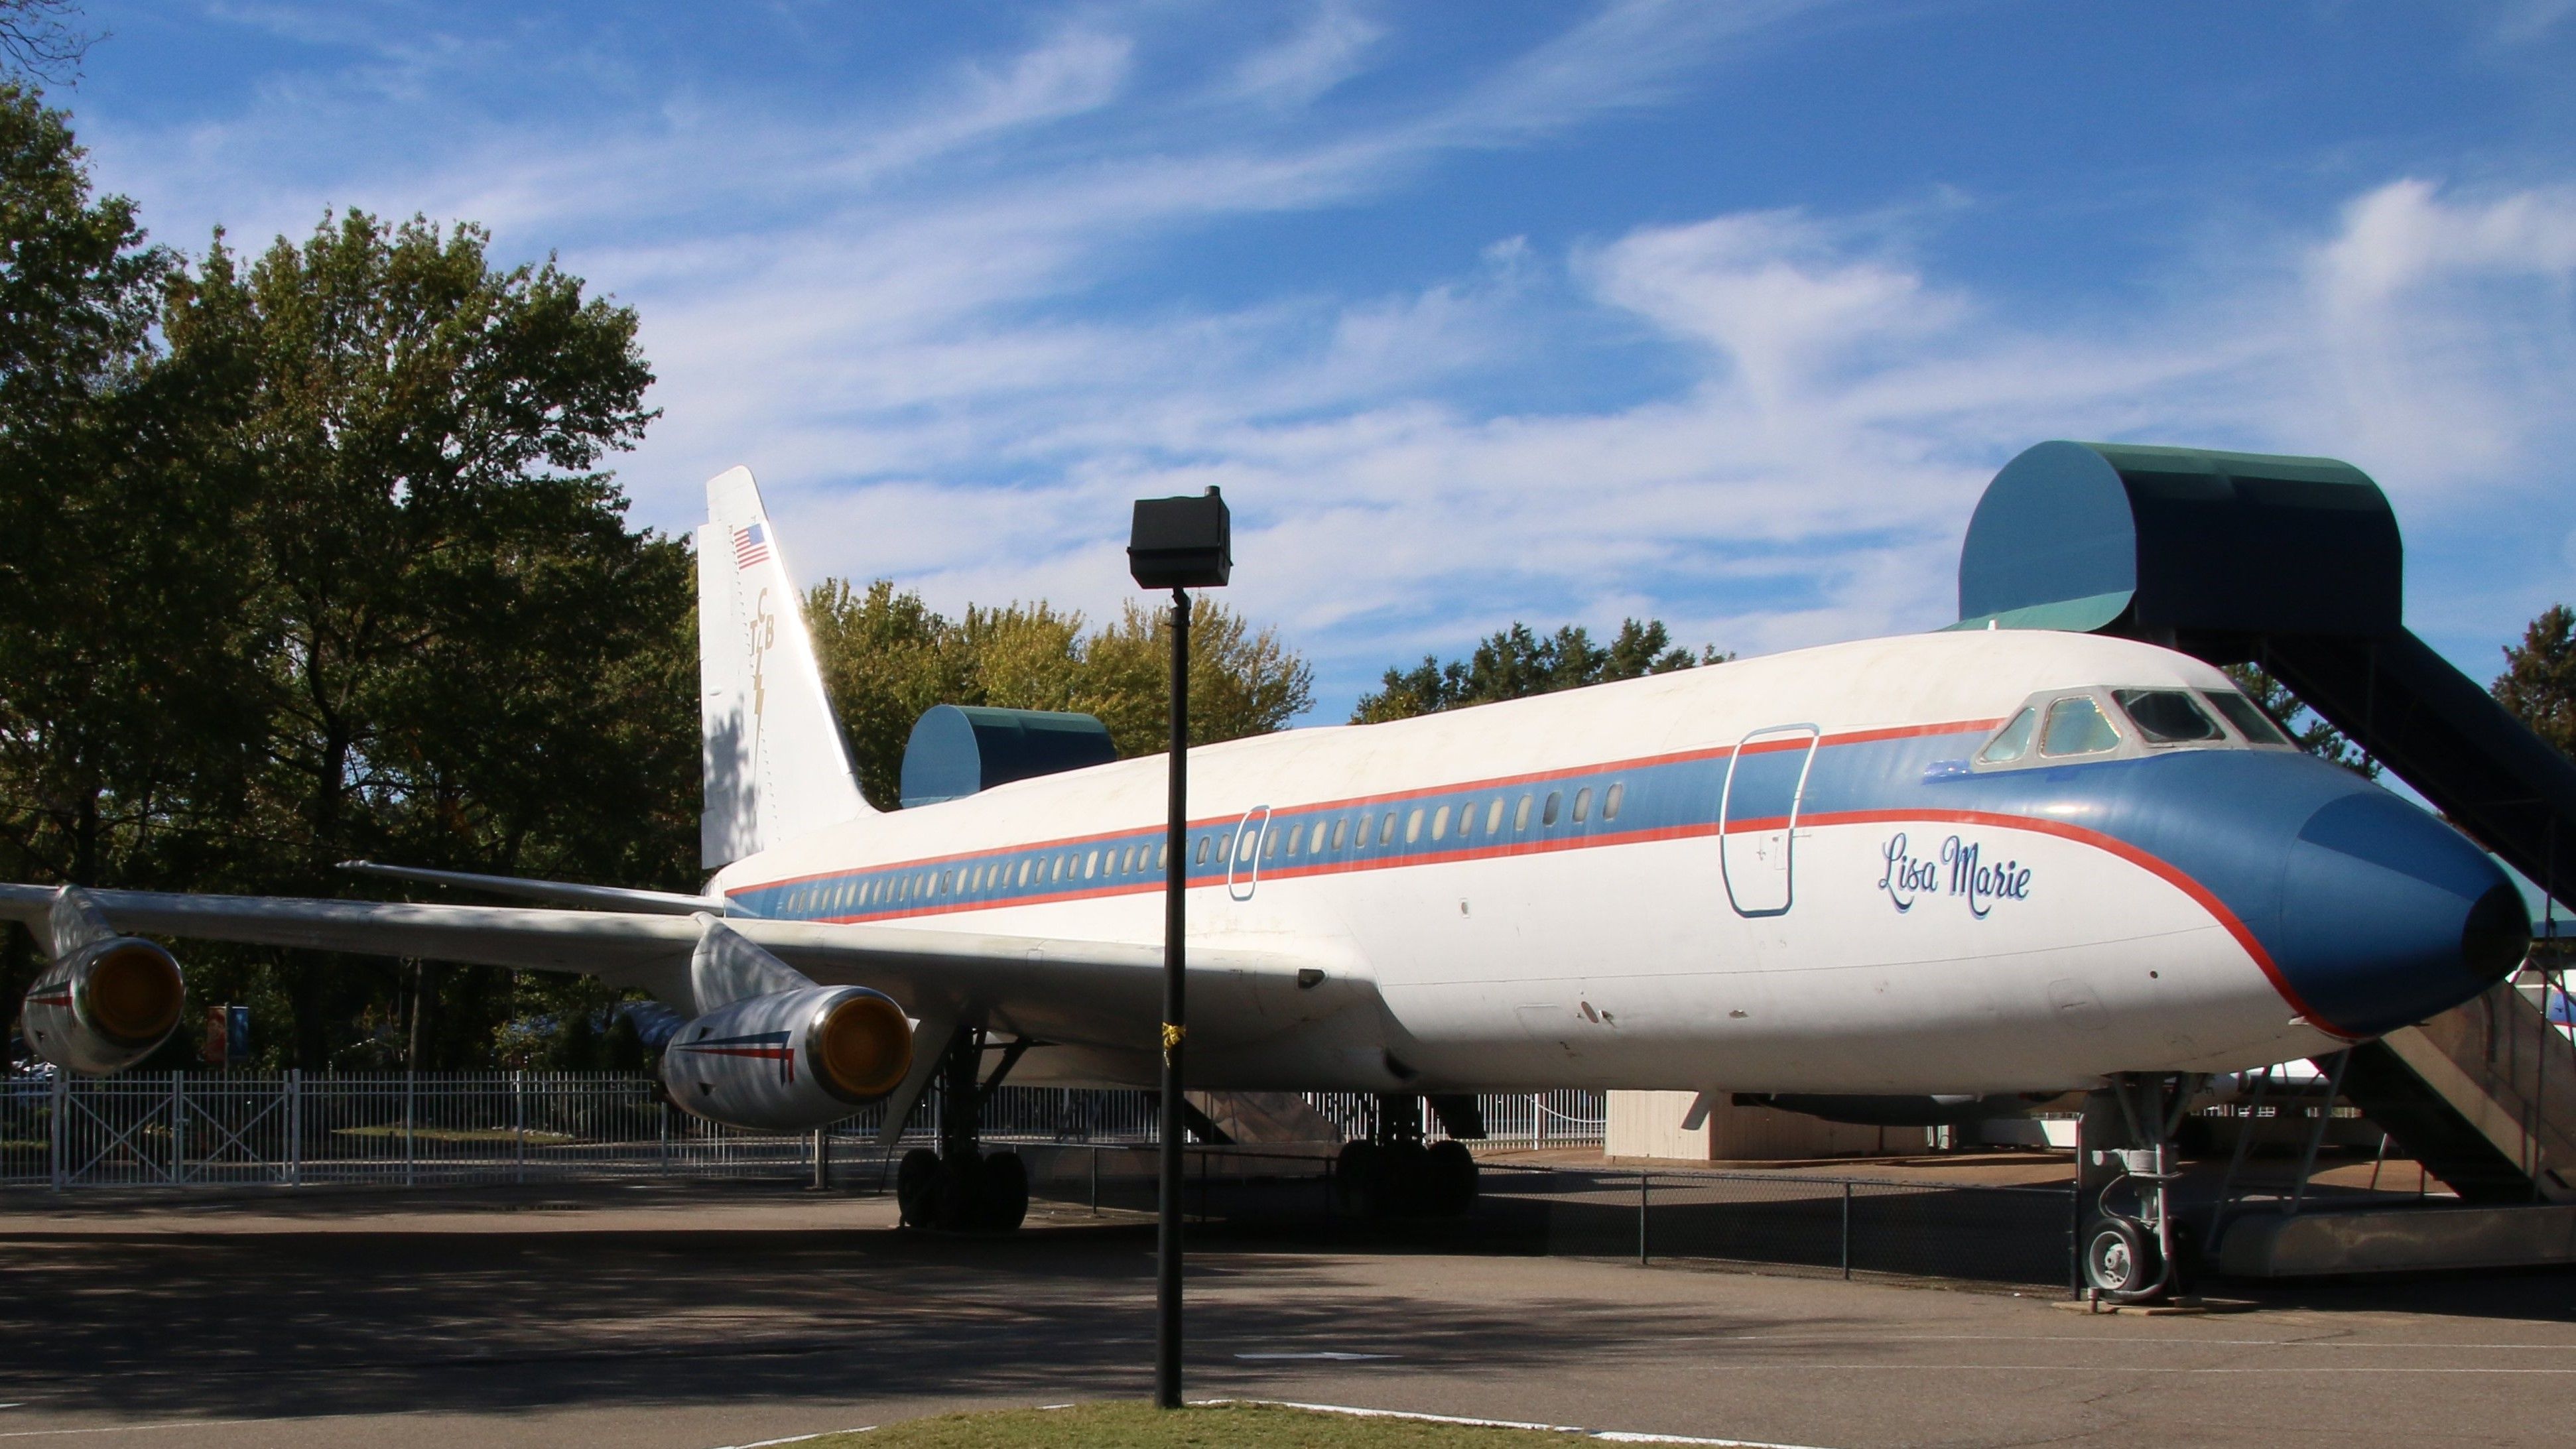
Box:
[2268,790,2530,1039]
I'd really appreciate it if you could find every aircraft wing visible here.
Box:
[0,885,1352,1054]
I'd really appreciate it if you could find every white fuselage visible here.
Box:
[709,630,2415,1096]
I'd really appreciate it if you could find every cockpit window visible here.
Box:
[2039,696,2122,757]
[2114,688,2224,745]
[1980,708,2039,764]
[2200,689,2291,746]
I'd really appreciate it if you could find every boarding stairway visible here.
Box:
[1960,442,2576,1207]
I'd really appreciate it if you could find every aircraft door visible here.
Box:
[1228,806,1271,902]
[1720,724,1820,918]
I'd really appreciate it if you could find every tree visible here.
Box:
[807,582,1315,806]
[2494,604,2576,760]
[1352,618,1724,724]
[0,2,90,86]
[0,83,261,893]
[149,212,681,1068]
[2224,662,2374,776]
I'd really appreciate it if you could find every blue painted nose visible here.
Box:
[2266,790,2529,1039]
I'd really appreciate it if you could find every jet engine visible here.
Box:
[22,936,186,1075]
[660,985,913,1131]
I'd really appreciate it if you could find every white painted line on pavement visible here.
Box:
[1216,1398,1837,1448]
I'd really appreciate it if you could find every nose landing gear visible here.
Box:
[1332,1094,1482,1220]
[894,1025,1031,1233]
[2080,1072,2202,1302]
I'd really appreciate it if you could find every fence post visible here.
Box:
[1535,1093,1546,1150]
[513,1070,527,1185]
[1638,1170,1649,1265]
[811,1127,830,1190]
[170,1072,185,1185]
[1090,1144,1100,1215]
[48,1071,64,1191]
[2067,1181,2083,1298]
[404,1070,417,1189]
[1840,1180,1853,1280]
[287,1070,302,1188]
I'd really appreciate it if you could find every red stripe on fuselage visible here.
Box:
[735,716,2010,895]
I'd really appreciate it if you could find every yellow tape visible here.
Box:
[1161,1022,1186,1052]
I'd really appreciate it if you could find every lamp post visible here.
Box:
[1126,486,1231,1412]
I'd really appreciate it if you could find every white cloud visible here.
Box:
[1224,2,1385,108]
[77,4,2576,713]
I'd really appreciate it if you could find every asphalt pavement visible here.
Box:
[0,1180,2571,1448]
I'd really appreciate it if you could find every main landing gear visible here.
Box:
[2080,1071,2203,1302]
[1334,1094,1482,1220]
[896,1025,1031,1233]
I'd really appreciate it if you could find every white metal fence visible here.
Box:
[0,1073,1602,1191]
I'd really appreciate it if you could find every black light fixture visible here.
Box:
[1127,485,1228,1412]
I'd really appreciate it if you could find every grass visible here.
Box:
[791,1403,1592,1448]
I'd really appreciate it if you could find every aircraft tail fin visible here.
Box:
[698,467,873,869]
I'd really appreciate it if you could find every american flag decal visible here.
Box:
[732,523,771,572]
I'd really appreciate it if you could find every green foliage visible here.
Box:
[2222,662,2376,777]
[1352,617,1725,724]
[2493,603,2576,760]
[0,88,692,1071]
[808,583,1314,807]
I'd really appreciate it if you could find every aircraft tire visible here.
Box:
[896,1147,940,1228]
[1334,1141,1385,1218]
[2082,1216,2160,1297]
[1382,1141,1433,1216]
[980,1150,1030,1232]
[1425,1139,1478,1217]
[927,1152,986,1231]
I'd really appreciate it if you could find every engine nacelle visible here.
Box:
[22,937,187,1075]
[659,985,913,1131]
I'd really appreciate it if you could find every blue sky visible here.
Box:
[61,1,2576,715]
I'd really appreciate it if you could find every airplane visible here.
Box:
[3,466,2528,1295]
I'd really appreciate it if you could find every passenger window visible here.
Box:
[1085,851,1099,879]
[1543,791,1561,826]
[1331,818,1347,850]
[2039,696,2122,757]
[1486,798,1505,833]
[2201,689,2291,746]
[1157,843,1169,871]
[1515,794,1532,830]
[1194,836,1210,865]
[1354,812,1372,847]
[1284,826,1301,858]
[1017,859,1032,887]
[1431,804,1450,841]
[938,871,953,894]
[1381,812,1399,846]
[1980,708,2039,764]
[1309,820,1328,853]
[1405,808,1425,843]
[1604,782,1623,820]
[2114,688,2224,745]
[1573,787,1592,823]
[1454,803,1474,839]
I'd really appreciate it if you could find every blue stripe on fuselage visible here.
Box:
[731,725,2502,1039]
